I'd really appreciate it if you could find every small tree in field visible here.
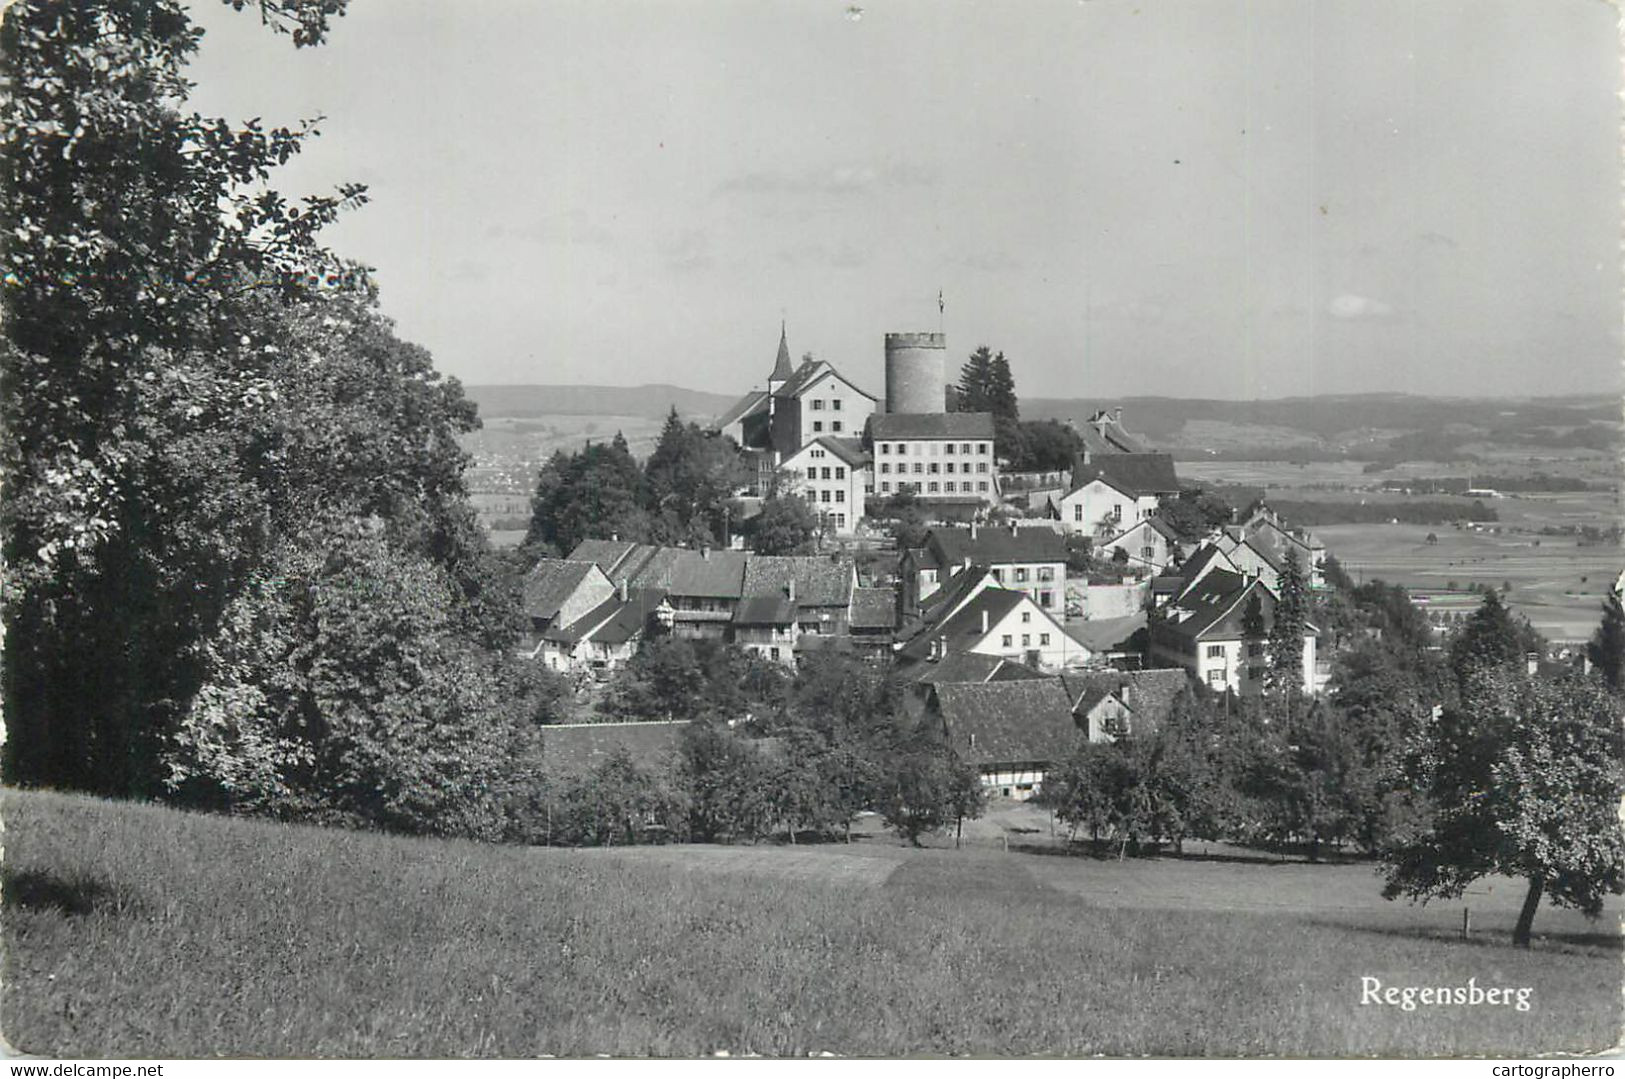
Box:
[1381,669,1625,947]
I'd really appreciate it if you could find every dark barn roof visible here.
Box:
[743,555,854,608]
[1069,453,1181,498]
[933,679,1080,768]
[523,559,598,621]
[849,587,898,630]
[926,525,1067,567]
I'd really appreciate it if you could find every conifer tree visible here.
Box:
[1586,589,1625,693]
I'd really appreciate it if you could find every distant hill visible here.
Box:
[464,383,738,420]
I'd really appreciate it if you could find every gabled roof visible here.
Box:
[1177,543,1240,588]
[1078,412,1148,455]
[732,595,798,625]
[897,587,1029,662]
[934,679,1081,767]
[522,559,600,621]
[1058,668,1190,734]
[850,587,898,630]
[1067,453,1181,498]
[870,412,996,440]
[565,538,641,576]
[815,436,871,469]
[925,525,1067,567]
[540,721,690,781]
[1107,514,1182,545]
[742,555,855,608]
[775,358,878,402]
[1159,570,1257,642]
[713,389,769,432]
[1218,529,1285,574]
[547,587,666,645]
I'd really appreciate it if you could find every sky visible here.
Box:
[185,0,1623,400]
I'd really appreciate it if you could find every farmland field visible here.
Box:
[5,790,1619,1058]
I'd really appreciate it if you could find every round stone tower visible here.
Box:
[884,332,946,415]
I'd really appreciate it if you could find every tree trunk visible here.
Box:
[1513,875,1545,948]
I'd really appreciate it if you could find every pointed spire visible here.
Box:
[769,319,795,384]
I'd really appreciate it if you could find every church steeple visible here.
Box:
[768,320,795,389]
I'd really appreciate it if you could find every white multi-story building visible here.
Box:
[869,412,1000,505]
[779,436,872,535]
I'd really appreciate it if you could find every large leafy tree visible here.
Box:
[1265,550,1309,700]
[1449,588,1539,688]
[524,439,650,555]
[643,407,748,545]
[1382,670,1625,947]
[746,488,819,555]
[0,0,375,796]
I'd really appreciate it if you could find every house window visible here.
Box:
[977,462,988,473]
[1021,611,1032,623]
[1040,633,1050,645]
[770,647,780,661]
[1207,669,1225,685]
[1040,592,1052,608]
[979,482,988,492]
[1001,634,1013,647]
[928,463,939,475]
[897,444,907,456]
[835,490,845,502]
[913,463,922,474]
[822,467,832,480]
[832,421,842,432]
[1014,568,1029,582]
[880,443,890,454]
[943,482,955,493]
[1205,644,1225,659]
[880,481,891,492]
[928,481,939,493]
[819,490,831,503]
[812,421,823,433]
[979,443,989,454]
[832,399,842,411]
[811,399,824,410]
[991,569,1004,582]
[835,466,845,479]
[945,443,955,455]
[881,463,890,474]
[834,513,846,527]
[1142,546,1155,559]
[1074,505,1083,522]
[945,462,955,474]
[1021,634,1031,647]
[1111,505,1122,522]
[1038,567,1054,581]
[811,449,825,458]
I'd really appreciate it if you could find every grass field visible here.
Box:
[4,790,1619,1058]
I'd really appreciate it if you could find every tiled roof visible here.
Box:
[548,588,666,645]
[565,538,640,575]
[1068,453,1181,498]
[661,549,750,598]
[1057,668,1189,733]
[1078,413,1148,455]
[732,596,798,625]
[849,587,898,630]
[1159,570,1254,641]
[713,389,769,432]
[934,679,1081,767]
[897,587,1027,662]
[906,652,1004,685]
[1177,543,1238,587]
[540,721,689,780]
[742,554,855,608]
[869,412,996,440]
[1064,613,1147,654]
[815,435,871,469]
[522,558,597,621]
[927,524,1067,567]
[775,359,878,402]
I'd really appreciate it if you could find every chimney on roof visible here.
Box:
[611,532,619,542]
[1112,406,1123,424]
[701,544,711,560]
[788,577,797,602]
[980,608,989,634]
[619,579,628,602]
[969,521,978,540]
[1010,520,1019,536]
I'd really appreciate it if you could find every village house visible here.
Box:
[779,435,873,536]
[1212,528,1286,593]
[731,593,800,665]
[927,679,1082,800]
[1057,668,1191,742]
[538,583,668,677]
[1231,501,1328,587]
[868,412,1000,506]
[1147,569,1318,695]
[1049,453,1181,538]
[901,522,1068,617]
[895,582,1091,673]
[848,586,900,652]
[741,553,857,639]
[518,558,616,664]
[1076,408,1150,455]
[564,540,749,640]
[1095,514,1188,573]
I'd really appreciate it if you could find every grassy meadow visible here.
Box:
[4,789,1620,1058]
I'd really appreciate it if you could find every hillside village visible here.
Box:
[520,326,1344,801]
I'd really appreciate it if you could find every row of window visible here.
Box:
[809,420,843,434]
[800,465,846,481]
[991,566,1056,584]
[879,461,990,476]
[877,442,989,456]
[877,480,990,494]
[1205,641,1267,659]
[804,489,848,504]
[807,398,844,411]
[1000,632,1052,648]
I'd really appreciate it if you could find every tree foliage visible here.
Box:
[1586,590,1625,694]
[746,488,820,555]
[1381,669,1625,946]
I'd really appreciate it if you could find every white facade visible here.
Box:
[1053,478,1161,538]
[780,440,870,535]
[964,593,1091,671]
[1097,518,1180,572]
[873,437,999,504]
[789,369,876,443]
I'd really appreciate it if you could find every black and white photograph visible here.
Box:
[1,0,1622,1062]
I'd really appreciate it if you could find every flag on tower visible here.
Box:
[938,289,944,315]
